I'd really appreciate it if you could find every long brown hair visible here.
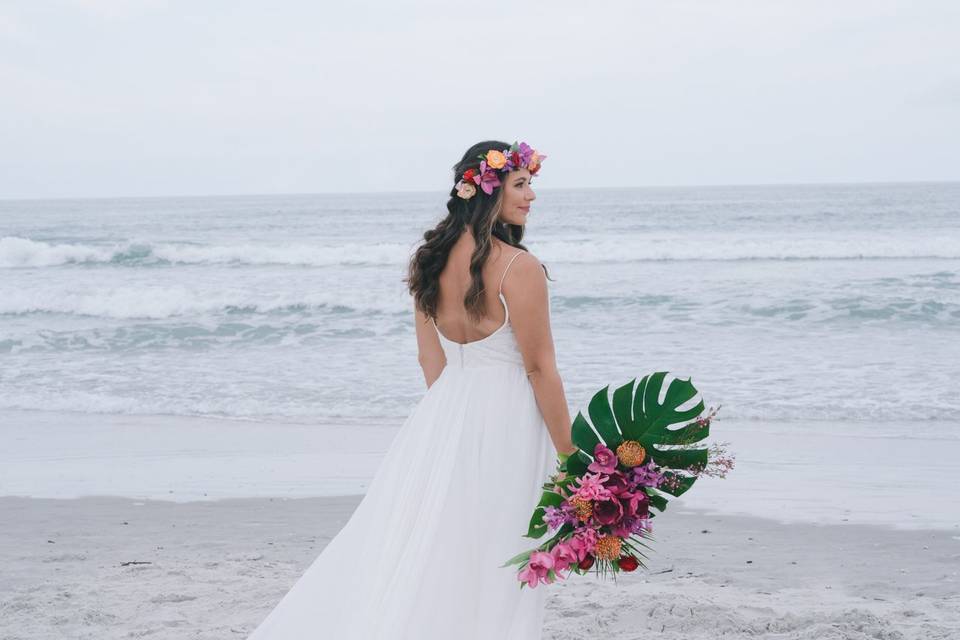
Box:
[405,140,551,324]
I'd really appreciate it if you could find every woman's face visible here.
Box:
[498,168,536,225]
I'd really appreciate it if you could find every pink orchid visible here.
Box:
[469,161,502,195]
[574,472,612,502]
[550,541,579,572]
[568,526,599,562]
[588,443,618,474]
[574,473,611,500]
[517,551,555,588]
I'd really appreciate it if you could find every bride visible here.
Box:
[246,140,577,639]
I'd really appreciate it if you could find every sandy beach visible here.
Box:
[1,494,958,639]
[2,410,960,637]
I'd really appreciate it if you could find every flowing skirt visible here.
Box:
[247,362,556,639]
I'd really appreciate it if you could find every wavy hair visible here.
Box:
[405,139,551,324]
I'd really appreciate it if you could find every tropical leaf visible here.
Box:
[569,372,709,512]
[524,489,564,539]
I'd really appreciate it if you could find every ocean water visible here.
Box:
[1,183,958,434]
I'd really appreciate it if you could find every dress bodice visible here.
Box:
[433,292,525,370]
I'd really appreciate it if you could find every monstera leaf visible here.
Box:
[567,372,708,507]
[523,372,710,539]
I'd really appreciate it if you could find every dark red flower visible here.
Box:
[603,471,629,496]
[593,498,624,525]
[578,554,595,570]
[462,168,477,182]
[617,555,639,571]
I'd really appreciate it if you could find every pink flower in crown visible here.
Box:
[550,541,579,572]
[588,443,618,474]
[471,160,502,195]
[528,151,545,174]
[574,471,612,501]
[470,160,487,185]
[517,551,555,588]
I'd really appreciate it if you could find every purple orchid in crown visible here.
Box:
[504,141,537,171]
[472,160,502,195]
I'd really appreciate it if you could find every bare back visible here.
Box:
[432,236,525,345]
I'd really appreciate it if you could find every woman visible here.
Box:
[246,140,577,639]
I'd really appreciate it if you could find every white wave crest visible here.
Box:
[0,236,414,268]
[3,233,958,269]
[0,236,116,267]
[0,287,409,319]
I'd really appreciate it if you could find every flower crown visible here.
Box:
[455,141,546,200]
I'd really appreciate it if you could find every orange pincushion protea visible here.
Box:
[594,535,622,561]
[568,495,593,521]
[616,440,647,467]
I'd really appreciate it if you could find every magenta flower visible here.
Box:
[470,160,501,195]
[518,551,555,588]
[622,489,650,519]
[550,541,579,572]
[588,443,618,474]
[574,472,612,501]
[610,517,633,538]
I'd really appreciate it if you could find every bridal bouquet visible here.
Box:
[501,372,733,588]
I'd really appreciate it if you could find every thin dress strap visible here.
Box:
[498,250,525,296]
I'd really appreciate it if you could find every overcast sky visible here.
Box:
[1,0,958,199]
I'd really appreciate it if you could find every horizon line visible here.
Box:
[2,178,958,203]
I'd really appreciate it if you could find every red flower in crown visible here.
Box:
[462,168,477,182]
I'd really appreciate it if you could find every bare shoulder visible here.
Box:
[501,249,547,297]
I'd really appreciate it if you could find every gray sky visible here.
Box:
[1,0,958,199]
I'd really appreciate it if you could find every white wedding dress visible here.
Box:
[247,250,557,639]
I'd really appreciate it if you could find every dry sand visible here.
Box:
[1,495,958,639]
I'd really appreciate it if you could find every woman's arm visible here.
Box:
[414,303,446,388]
[503,254,577,457]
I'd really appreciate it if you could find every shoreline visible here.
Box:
[1,494,957,639]
[3,409,959,532]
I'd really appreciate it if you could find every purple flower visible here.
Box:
[542,504,576,530]
[517,141,535,166]
[629,459,664,488]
